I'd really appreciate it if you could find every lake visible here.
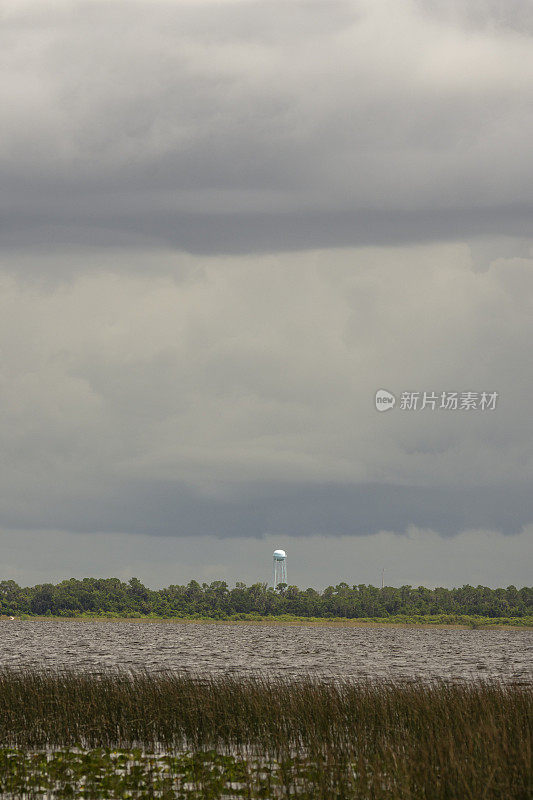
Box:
[0,620,531,680]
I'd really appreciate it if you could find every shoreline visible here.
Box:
[2,615,531,629]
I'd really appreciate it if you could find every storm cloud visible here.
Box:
[1,1,532,584]
[1,0,533,252]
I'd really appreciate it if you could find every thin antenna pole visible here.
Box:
[381,567,385,590]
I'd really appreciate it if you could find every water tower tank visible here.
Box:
[272,549,287,587]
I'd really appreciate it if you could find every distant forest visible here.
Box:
[0,579,531,619]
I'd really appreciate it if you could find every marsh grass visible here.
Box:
[8,613,533,626]
[0,670,530,798]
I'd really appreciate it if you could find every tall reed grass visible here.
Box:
[0,670,530,798]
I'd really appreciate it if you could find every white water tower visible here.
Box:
[272,549,287,588]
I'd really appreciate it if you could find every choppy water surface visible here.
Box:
[0,620,531,681]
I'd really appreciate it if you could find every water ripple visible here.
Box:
[0,620,531,680]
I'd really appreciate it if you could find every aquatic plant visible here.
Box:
[0,671,530,798]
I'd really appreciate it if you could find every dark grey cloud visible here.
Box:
[2,206,532,258]
[2,477,532,539]
[1,3,532,584]
[1,0,532,254]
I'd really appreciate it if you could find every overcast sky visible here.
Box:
[1,0,532,588]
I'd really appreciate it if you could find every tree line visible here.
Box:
[0,578,531,619]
